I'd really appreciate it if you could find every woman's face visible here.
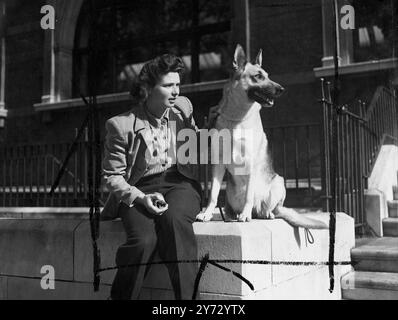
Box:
[146,72,180,111]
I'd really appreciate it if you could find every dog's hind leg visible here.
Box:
[255,174,285,219]
[267,175,328,229]
[196,164,226,222]
[273,206,329,229]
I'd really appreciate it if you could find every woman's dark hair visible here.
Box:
[130,54,185,104]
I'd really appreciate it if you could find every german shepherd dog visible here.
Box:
[196,44,328,229]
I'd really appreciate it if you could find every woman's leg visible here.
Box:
[156,181,201,300]
[111,203,157,300]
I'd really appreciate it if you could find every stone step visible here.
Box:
[351,237,398,273]
[342,271,398,300]
[383,218,398,237]
[393,186,398,200]
[388,200,398,218]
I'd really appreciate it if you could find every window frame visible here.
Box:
[72,0,232,97]
[316,0,396,77]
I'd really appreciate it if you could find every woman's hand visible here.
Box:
[135,192,168,216]
[206,104,221,128]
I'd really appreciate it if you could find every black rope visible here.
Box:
[48,103,89,196]
[96,257,353,298]
[97,257,353,299]
[208,260,254,291]
[192,254,209,300]
[328,0,340,293]
[87,0,101,292]
[97,259,353,273]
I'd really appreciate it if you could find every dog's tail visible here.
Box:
[274,206,329,229]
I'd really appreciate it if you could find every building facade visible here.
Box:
[0,0,396,191]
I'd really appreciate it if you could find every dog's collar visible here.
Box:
[218,103,261,122]
[218,113,245,122]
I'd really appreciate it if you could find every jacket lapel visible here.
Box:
[132,106,157,154]
[169,107,184,134]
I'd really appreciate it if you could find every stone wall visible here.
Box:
[0,210,354,300]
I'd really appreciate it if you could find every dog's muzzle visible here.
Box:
[248,85,284,107]
[248,89,275,107]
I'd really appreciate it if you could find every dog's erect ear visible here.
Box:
[254,49,263,67]
[233,44,247,71]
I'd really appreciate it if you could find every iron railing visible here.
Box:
[0,134,106,207]
[0,122,322,207]
[362,87,398,179]
[2,82,395,214]
[266,122,322,207]
[198,122,323,208]
[320,80,397,230]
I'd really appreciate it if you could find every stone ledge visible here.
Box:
[365,190,387,237]
[0,219,83,280]
[33,80,227,112]
[2,277,110,300]
[0,207,90,219]
[0,212,354,299]
[313,58,398,78]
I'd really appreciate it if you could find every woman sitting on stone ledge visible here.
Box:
[101,54,202,300]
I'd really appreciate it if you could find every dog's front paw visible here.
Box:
[196,210,214,222]
[264,211,275,219]
[237,208,252,222]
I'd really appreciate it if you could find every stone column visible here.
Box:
[41,0,84,103]
[321,0,340,67]
[0,0,7,128]
[321,0,353,67]
[339,0,353,65]
[54,43,73,101]
[41,27,56,103]
[231,0,251,60]
[244,0,251,60]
